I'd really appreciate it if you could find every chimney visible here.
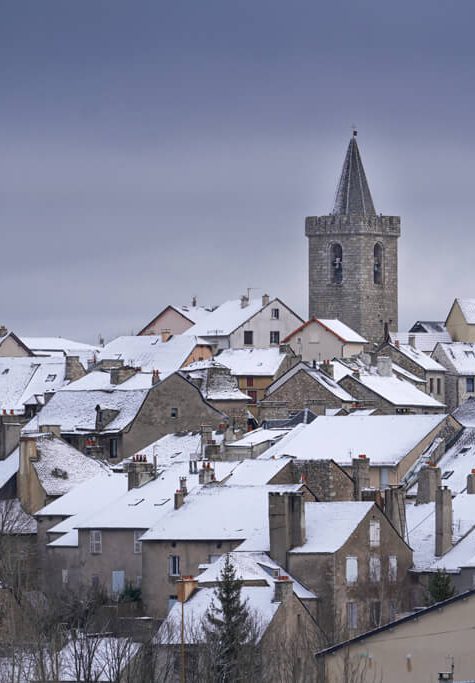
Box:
[320,360,334,379]
[126,456,154,490]
[0,325,7,337]
[467,470,475,494]
[435,486,452,556]
[361,488,384,510]
[39,424,61,438]
[416,465,441,505]
[273,576,293,603]
[192,296,197,307]
[176,576,198,603]
[408,334,416,349]
[262,293,270,307]
[395,340,400,349]
[110,365,138,385]
[18,435,38,514]
[377,356,392,377]
[240,295,249,309]
[201,425,213,457]
[385,486,406,539]
[198,461,215,485]
[174,490,185,510]
[179,476,188,496]
[438,671,454,682]
[65,356,84,382]
[189,456,198,475]
[352,455,370,501]
[268,491,306,569]
[152,369,161,385]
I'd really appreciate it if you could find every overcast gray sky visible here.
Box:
[1,1,474,342]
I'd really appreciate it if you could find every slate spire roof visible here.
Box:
[332,132,376,216]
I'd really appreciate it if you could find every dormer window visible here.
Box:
[373,243,383,285]
[330,243,343,284]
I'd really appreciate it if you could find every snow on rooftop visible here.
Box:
[392,343,446,372]
[391,331,452,353]
[434,342,475,374]
[214,347,287,376]
[456,298,475,324]
[36,471,124,519]
[0,447,19,490]
[291,501,373,554]
[31,434,108,497]
[228,428,290,448]
[183,363,250,401]
[428,429,475,495]
[171,304,213,325]
[222,457,292,486]
[316,319,367,343]
[30,387,149,434]
[259,415,447,466]
[453,398,475,428]
[184,298,264,337]
[97,335,204,373]
[21,336,98,366]
[267,362,355,402]
[351,373,445,407]
[0,357,67,414]
[60,369,154,391]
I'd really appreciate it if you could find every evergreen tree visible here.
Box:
[426,569,455,604]
[203,554,257,682]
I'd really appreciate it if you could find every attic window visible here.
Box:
[465,351,475,358]
[45,374,56,382]
[441,470,454,480]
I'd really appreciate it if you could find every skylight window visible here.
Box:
[1,368,9,374]
[441,470,454,480]
[45,374,57,382]
[465,351,475,358]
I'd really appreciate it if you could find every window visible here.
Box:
[168,595,178,612]
[467,377,475,393]
[62,569,69,585]
[133,530,142,554]
[389,600,398,621]
[90,530,102,554]
[244,330,253,346]
[246,376,254,387]
[45,374,57,382]
[369,520,380,548]
[170,407,178,419]
[369,556,381,582]
[168,555,180,576]
[346,602,358,630]
[209,554,221,563]
[271,308,280,319]
[270,331,280,345]
[388,555,398,582]
[248,390,257,404]
[91,575,100,590]
[437,378,441,394]
[370,600,381,627]
[465,350,475,358]
[330,243,343,284]
[345,556,358,584]
[373,243,383,285]
[429,377,434,393]
[109,438,118,459]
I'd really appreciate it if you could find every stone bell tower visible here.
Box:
[305,132,400,343]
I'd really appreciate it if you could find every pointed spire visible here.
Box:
[332,132,376,216]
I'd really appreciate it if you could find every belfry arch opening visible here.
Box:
[374,243,383,284]
[330,243,343,284]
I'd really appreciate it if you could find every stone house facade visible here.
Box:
[306,134,400,343]
[432,341,475,411]
[445,298,475,342]
[283,318,366,364]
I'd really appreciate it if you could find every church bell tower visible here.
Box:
[305,132,400,342]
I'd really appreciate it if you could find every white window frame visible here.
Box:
[271,308,280,319]
[388,555,398,582]
[270,331,280,345]
[62,569,69,585]
[168,555,180,577]
[346,601,358,630]
[345,556,358,584]
[369,555,381,582]
[133,530,142,554]
[369,520,380,548]
[90,530,102,554]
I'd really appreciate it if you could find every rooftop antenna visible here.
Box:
[351,124,358,137]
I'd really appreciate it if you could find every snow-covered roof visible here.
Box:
[316,319,367,343]
[259,415,448,466]
[97,335,206,374]
[409,321,448,334]
[183,363,250,401]
[0,357,68,414]
[267,361,355,402]
[21,336,98,367]
[346,373,445,408]
[425,428,475,495]
[171,304,214,325]
[59,370,153,391]
[226,428,290,449]
[29,387,149,434]
[391,331,452,353]
[141,484,301,542]
[290,501,373,554]
[433,342,475,374]
[214,347,288,376]
[184,298,265,337]
[29,434,108,497]
[159,585,279,645]
[0,448,19,490]
[453,398,475,427]
[455,298,475,324]
[390,343,446,372]
[133,430,223,467]
[36,471,125,519]
[221,457,292,486]
[0,498,36,534]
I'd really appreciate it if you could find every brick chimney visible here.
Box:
[174,490,185,510]
[385,486,406,539]
[0,325,7,337]
[110,365,138,385]
[65,356,85,382]
[435,486,452,557]
[269,491,306,569]
[152,369,161,385]
[352,455,370,500]
[39,424,61,437]
[377,356,392,377]
[262,293,270,307]
[199,461,215,485]
[126,455,154,490]
[416,465,441,505]
[408,334,416,349]
[240,294,249,309]
[467,470,475,494]
[273,576,293,603]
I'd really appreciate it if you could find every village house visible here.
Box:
[316,588,475,683]
[283,317,367,364]
[138,300,214,337]
[183,294,303,351]
[445,297,475,342]
[376,338,446,403]
[432,341,475,411]
[409,320,449,334]
[390,329,452,353]
[259,360,357,421]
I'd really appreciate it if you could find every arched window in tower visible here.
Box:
[374,243,383,285]
[330,243,343,284]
